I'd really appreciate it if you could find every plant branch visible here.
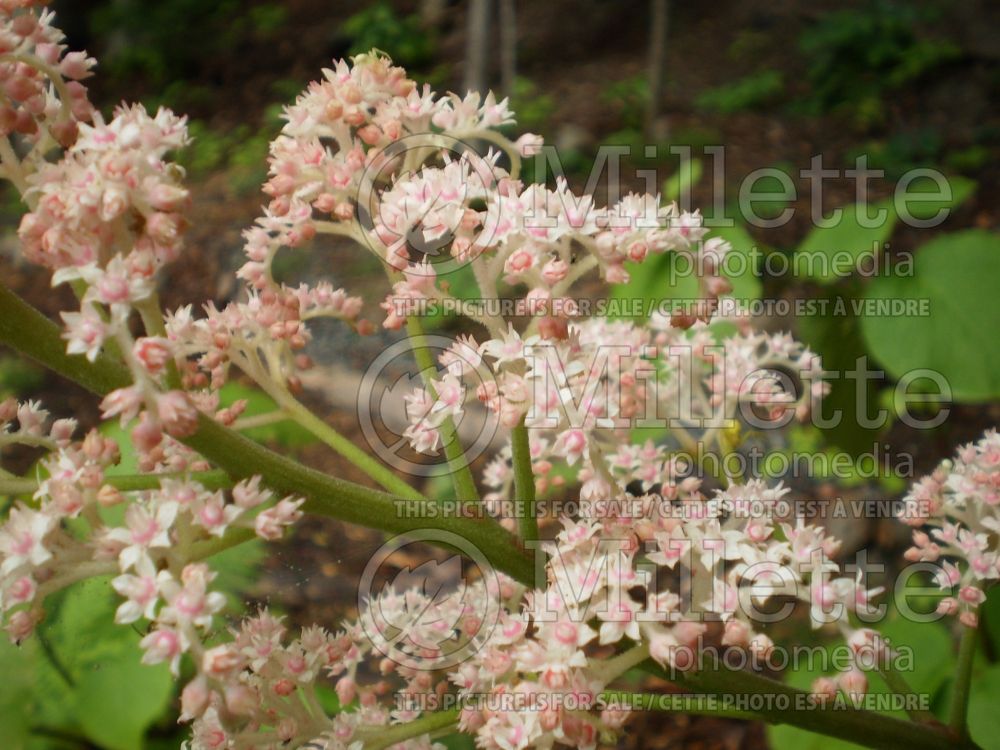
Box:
[268,386,424,501]
[950,624,977,739]
[511,420,537,541]
[406,315,480,503]
[642,660,975,750]
[0,284,535,586]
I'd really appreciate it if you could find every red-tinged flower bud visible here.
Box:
[538,315,568,340]
[838,668,868,700]
[722,618,751,648]
[960,611,979,628]
[811,676,838,704]
[132,414,163,453]
[97,484,123,508]
[180,676,210,722]
[336,676,356,705]
[748,633,774,660]
[705,275,733,296]
[272,678,295,697]
[538,259,566,287]
[157,391,199,437]
[11,14,37,37]
[6,609,40,643]
[224,684,257,716]
[0,397,18,424]
[334,202,355,221]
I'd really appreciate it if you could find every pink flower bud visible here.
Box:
[837,668,868,700]
[157,391,199,437]
[811,677,838,703]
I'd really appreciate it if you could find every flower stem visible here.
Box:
[642,660,972,750]
[949,624,978,739]
[599,691,757,720]
[511,420,537,541]
[360,710,460,750]
[406,316,480,503]
[270,387,424,501]
[0,283,536,586]
[879,663,939,725]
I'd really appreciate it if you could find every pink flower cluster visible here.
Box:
[0,0,94,148]
[0,398,302,650]
[900,429,1000,627]
[406,318,826,511]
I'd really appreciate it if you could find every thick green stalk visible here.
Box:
[360,710,460,750]
[510,420,537,541]
[644,660,974,750]
[405,316,480,502]
[0,284,534,585]
[950,625,978,739]
[599,691,757,720]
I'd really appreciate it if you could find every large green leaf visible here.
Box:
[768,615,951,750]
[894,174,976,223]
[859,230,1000,402]
[796,285,883,455]
[0,577,174,750]
[609,224,762,322]
[969,665,1000,750]
[43,577,174,750]
[795,201,897,284]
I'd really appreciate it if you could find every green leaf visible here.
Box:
[768,615,951,750]
[37,577,174,750]
[662,158,703,203]
[609,224,762,323]
[859,230,1000,402]
[969,665,1000,750]
[796,287,883,455]
[895,175,977,223]
[0,638,40,749]
[77,653,173,750]
[438,732,477,750]
[796,201,897,284]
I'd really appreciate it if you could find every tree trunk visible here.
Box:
[499,0,517,97]
[464,0,492,94]
[646,0,671,140]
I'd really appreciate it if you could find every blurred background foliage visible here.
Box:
[0,0,997,747]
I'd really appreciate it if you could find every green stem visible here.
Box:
[642,660,972,750]
[0,284,534,586]
[271,388,423,501]
[879,664,939,725]
[405,316,480,503]
[360,710,460,750]
[950,625,978,739]
[599,691,757,720]
[511,420,537,541]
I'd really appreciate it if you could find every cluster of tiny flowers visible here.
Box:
[376,168,729,334]
[0,398,303,649]
[0,0,94,149]
[182,573,517,750]
[3,10,997,749]
[900,429,1000,627]
[8,55,201,465]
[409,318,826,513]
